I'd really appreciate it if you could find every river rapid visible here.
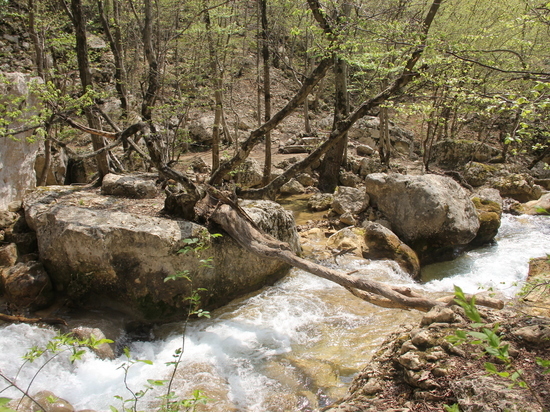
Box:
[0,214,548,411]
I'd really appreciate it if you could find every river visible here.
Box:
[0,214,548,411]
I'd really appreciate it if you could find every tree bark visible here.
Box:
[318,54,349,193]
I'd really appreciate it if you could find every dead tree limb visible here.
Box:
[195,191,502,313]
[0,312,67,326]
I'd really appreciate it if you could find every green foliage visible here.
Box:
[443,404,461,412]
[0,397,16,412]
[448,285,549,408]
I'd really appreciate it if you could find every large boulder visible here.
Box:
[0,73,43,209]
[23,187,300,322]
[365,173,480,262]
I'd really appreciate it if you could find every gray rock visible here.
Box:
[34,147,68,186]
[24,188,298,322]
[101,173,159,199]
[0,211,18,229]
[280,178,306,195]
[451,373,542,412]
[490,173,542,202]
[0,243,18,267]
[307,193,333,212]
[338,170,360,187]
[356,144,375,156]
[339,212,356,226]
[332,186,368,215]
[365,173,480,259]
[231,158,264,188]
[1,261,54,310]
[431,139,500,168]
[296,173,315,187]
[512,324,550,347]
[421,306,456,326]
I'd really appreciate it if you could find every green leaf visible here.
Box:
[137,359,153,365]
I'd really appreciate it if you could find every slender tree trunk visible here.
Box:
[28,0,45,79]
[260,0,271,186]
[379,104,391,167]
[69,0,110,180]
[204,2,222,173]
[97,0,129,118]
[318,53,349,193]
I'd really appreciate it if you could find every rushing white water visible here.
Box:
[0,214,548,411]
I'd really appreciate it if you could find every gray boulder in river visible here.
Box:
[365,173,480,263]
[23,186,300,322]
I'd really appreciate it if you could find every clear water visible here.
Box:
[0,214,548,411]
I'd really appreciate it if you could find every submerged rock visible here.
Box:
[362,221,420,278]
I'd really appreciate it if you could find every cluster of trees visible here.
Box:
[3,0,550,194]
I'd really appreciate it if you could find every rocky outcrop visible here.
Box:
[365,173,480,263]
[0,73,43,209]
[431,139,500,168]
[490,173,542,203]
[23,187,300,322]
[327,308,550,412]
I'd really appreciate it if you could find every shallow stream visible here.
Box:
[0,214,548,411]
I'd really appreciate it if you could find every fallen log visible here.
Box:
[196,188,504,313]
[0,312,67,326]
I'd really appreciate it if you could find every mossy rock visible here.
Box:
[470,197,502,246]
[462,162,498,187]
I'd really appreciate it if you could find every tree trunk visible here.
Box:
[318,54,349,193]
[260,0,272,186]
[70,0,110,180]
[97,0,129,118]
[28,0,46,79]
